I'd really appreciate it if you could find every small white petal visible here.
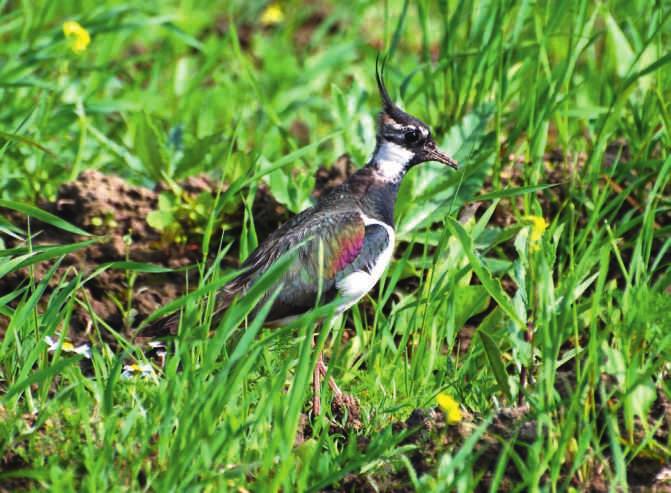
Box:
[73,344,91,359]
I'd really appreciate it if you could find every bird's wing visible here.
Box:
[219,208,366,322]
[147,208,393,334]
[220,203,397,324]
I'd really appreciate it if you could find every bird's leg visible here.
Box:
[313,342,348,412]
[311,332,360,427]
[316,359,343,398]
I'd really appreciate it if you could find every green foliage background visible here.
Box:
[0,0,670,491]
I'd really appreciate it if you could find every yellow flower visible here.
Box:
[436,392,463,424]
[522,215,547,252]
[260,3,284,26]
[63,20,90,54]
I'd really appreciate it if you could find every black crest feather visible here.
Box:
[375,54,419,126]
[375,54,394,112]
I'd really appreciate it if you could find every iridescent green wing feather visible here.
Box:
[219,208,367,321]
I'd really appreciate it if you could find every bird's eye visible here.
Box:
[404,129,421,144]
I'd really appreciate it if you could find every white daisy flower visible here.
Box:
[44,336,91,359]
[121,362,154,380]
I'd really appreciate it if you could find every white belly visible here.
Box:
[335,215,395,311]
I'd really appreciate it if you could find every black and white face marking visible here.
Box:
[372,118,432,181]
[371,57,459,181]
[372,140,413,181]
[381,120,431,148]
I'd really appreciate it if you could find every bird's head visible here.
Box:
[372,58,458,182]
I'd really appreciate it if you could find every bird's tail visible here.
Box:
[140,282,245,337]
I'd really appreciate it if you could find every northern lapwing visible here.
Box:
[159,59,458,416]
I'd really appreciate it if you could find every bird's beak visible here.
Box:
[424,141,459,169]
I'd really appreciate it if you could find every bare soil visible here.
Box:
[0,169,288,345]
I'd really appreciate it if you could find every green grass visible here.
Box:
[1,0,671,491]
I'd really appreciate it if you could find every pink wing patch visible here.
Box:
[328,225,365,276]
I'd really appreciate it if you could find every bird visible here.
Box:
[156,58,458,416]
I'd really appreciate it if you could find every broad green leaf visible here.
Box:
[453,285,490,328]
[477,308,511,401]
[446,217,524,328]
[604,13,634,78]
[146,209,174,232]
[174,132,225,179]
[134,111,166,182]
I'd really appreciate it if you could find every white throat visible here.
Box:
[373,141,413,182]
